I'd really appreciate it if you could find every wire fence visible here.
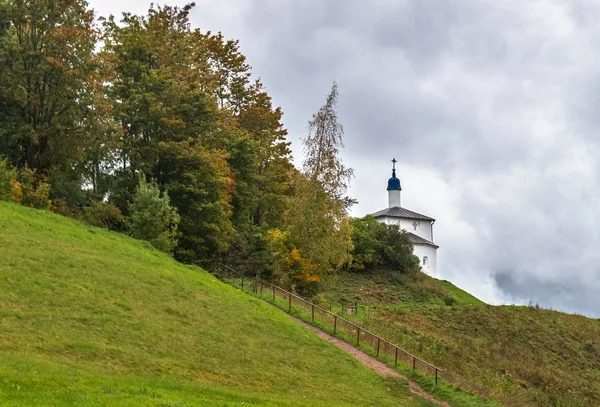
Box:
[214,264,443,384]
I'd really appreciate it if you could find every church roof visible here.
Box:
[372,206,435,221]
[387,169,401,191]
[407,232,439,248]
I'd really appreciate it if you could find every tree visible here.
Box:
[286,82,354,276]
[128,178,180,254]
[160,140,233,264]
[0,1,303,274]
[192,31,294,273]
[101,4,214,188]
[348,215,420,273]
[349,215,387,270]
[0,0,97,175]
[237,86,293,229]
[81,201,125,231]
[0,158,16,201]
[382,225,420,272]
[303,82,353,195]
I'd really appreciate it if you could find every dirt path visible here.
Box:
[293,317,451,407]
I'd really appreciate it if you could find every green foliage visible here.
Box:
[99,4,294,266]
[224,224,273,276]
[160,141,233,263]
[383,224,421,272]
[0,157,16,201]
[0,1,354,277]
[349,215,387,270]
[51,199,76,218]
[49,168,89,208]
[236,90,293,229]
[0,0,97,174]
[128,178,180,254]
[81,201,125,231]
[286,175,353,276]
[349,215,420,273]
[102,5,213,183]
[0,201,434,407]
[285,83,354,277]
[109,169,139,216]
[18,169,51,210]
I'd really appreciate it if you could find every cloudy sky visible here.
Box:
[90,0,600,317]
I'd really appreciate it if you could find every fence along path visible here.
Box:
[214,264,443,385]
[295,317,451,407]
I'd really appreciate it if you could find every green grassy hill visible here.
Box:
[0,202,438,407]
[320,271,600,407]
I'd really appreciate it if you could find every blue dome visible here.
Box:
[387,169,402,191]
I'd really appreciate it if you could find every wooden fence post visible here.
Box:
[356,327,360,345]
[334,315,337,334]
[395,348,398,366]
[311,304,315,322]
[377,338,381,356]
[288,292,292,311]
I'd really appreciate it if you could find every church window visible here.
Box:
[423,256,428,266]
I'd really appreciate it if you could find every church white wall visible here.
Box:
[413,244,437,277]
[379,216,433,242]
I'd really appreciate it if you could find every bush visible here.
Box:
[52,199,77,218]
[443,294,457,306]
[349,215,420,273]
[18,169,52,210]
[128,179,180,254]
[382,224,421,272]
[348,215,387,270]
[0,158,17,202]
[10,180,22,203]
[81,201,125,230]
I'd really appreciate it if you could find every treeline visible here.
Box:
[0,1,419,291]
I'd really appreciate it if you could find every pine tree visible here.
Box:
[128,178,180,254]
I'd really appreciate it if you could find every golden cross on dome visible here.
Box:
[392,158,397,170]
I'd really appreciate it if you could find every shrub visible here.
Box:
[443,294,457,306]
[10,180,22,203]
[382,224,421,272]
[128,179,180,254]
[0,158,17,202]
[52,199,77,218]
[22,182,51,210]
[348,215,386,270]
[81,201,125,230]
[349,215,421,273]
[19,169,51,210]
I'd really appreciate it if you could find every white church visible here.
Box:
[371,159,438,276]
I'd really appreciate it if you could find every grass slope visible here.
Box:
[0,202,434,407]
[320,271,600,407]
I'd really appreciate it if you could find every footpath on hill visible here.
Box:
[292,317,451,407]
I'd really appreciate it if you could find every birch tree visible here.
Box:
[286,82,354,276]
